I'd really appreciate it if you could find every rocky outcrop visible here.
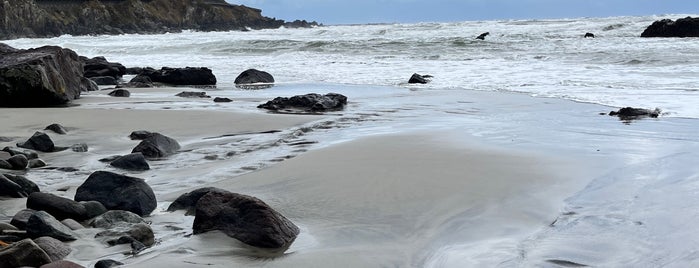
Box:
[0,45,85,107]
[641,17,699,37]
[258,93,348,113]
[0,0,318,40]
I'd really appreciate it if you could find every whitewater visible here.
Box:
[3,15,699,267]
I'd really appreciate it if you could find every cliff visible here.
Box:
[0,0,317,40]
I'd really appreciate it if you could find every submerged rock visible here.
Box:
[176,91,211,98]
[44,123,68,135]
[408,73,432,84]
[234,69,274,89]
[75,171,157,216]
[213,97,233,103]
[258,93,347,113]
[476,32,490,40]
[193,191,300,251]
[108,89,131,97]
[641,17,699,37]
[94,259,124,268]
[584,32,595,38]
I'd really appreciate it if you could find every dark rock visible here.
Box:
[26,211,77,241]
[0,160,12,170]
[258,93,348,113]
[34,236,71,262]
[408,73,432,84]
[4,174,40,196]
[0,45,84,107]
[0,137,13,142]
[17,132,56,152]
[83,77,100,92]
[167,187,230,215]
[193,191,300,251]
[0,222,18,231]
[70,143,89,153]
[60,219,84,230]
[90,210,146,229]
[609,107,661,120]
[131,132,181,159]
[82,56,126,79]
[45,124,68,135]
[89,76,119,86]
[7,154,28,170]
[75,171,157,216]
[80,201,108,219]
[128,131,154,140]
[234,69,274,89]
[0,43,19,53]
[108,89,131,97]
[2,147,39,159]
[99,155,122,163]
[125,67,146,75]
[0,238,52,267]
[40,260,85,268]
[110,153,150,171]
[29,158,48,168]
[94,259,124,268]
[584,32,595,38]
[0,174,28,198]
[129,74,152,84]
[213,97,233,103]
[26,192,88,221]
[175,91,210,98]
[641,17,699,38]
[476,32,490,40]
[96,223,154,248]
[139,67,216,86]
[11,209,36,229]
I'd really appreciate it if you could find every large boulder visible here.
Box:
[234,69,274,89]
[139,67,216,86]
[193,191,300,251]
[0,45,84,107]
[0,238,52,267]
[131,132,181,159]
[641,17,699,37]
[26,192,89,221]
[82,56,126,78]
[17,131,56,152]
[258,93,347,113]
[75,171,157,216]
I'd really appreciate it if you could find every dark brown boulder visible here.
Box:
[0,45,84,107]
[258,93,347,113]
[75,171,157,216]
[641,17,699,38]
[193,191,299,251]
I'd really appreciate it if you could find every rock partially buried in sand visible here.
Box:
[75,171,157,216]
[44,123,68,135]
[234,69,274,89]
[193,190,300,252]
[176,91,210,98]
[258,93,347,113]
[131,132,181,159]
[108,89,131,97]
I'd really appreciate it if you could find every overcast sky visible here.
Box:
[229,0,696,25]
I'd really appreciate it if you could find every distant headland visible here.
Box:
[0,0,319,40]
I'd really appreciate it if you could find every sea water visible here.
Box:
[4,15,699,267]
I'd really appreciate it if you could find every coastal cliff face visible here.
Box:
[0,0,314,39]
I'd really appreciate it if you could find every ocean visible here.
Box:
[3,15,699,267]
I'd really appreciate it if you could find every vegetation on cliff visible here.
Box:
[0,0,317,40]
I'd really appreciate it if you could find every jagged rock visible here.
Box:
[70,143,88,153]
[176,91,211,98]
[609,107,661,120]
[108,89,131,97]
[213,97,233,103]
[26,192,88,221]
[641,17,699,37]
[29,158,47,168]
[11,209,36,229]
[131,132,181,159]
[234,69,274,89]
[139,67,216,86]
[34,236,71,262]
[17,132,56,152]
[75,171,157,216]
[0,45,84,107]
[89,76,119,86]
[82,56,126,79]
[258,93,347,113]
[2,146,39,159]
[167,187,230,215]
[193,191,300,251]
[109,153,150,171]
[0,238,52,267]
[40,260,85,268]
[94,259,124,268]
[26,211,77,241]
[408,73,432,84]
[90,210,146,229]
[476,32,490,40]
[7,154,28,170]
[44,124,68,135]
